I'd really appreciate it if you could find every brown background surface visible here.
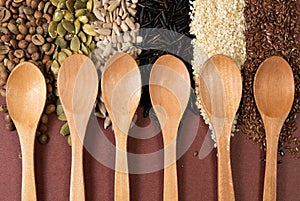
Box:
[0,101,299,201]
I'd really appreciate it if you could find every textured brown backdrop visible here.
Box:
[0,102,299,201]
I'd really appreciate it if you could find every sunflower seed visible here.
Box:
[95,28,111,35]
[104,117,111,129]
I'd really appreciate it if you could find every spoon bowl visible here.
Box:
[6,62,46,201]
[72,57,98,139]
[198,54,242,201]
[149,54,190,201]
[101,52,141,201]
[254,56,294,201]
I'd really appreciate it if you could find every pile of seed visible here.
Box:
[239,0,300,158]
[190,0,246,142]
[136,0,195,117]
[0,0,57,144]
[91,0,142,129]
[48,0,98,141]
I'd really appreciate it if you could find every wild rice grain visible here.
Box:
[137,0,195,117]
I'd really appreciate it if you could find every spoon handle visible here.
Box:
[20,133,37,201]
[263,121,281,201]
[114,127,130,201]
[163,141,178,201]
[217,130,235,201]
[69,125,85,201]
[263,141,278,201]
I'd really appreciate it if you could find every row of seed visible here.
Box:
[239,0,300,158]
[49,0,142,136]
[91,0,141,129]
[190,0,300,158]
[0,0,57,144]
[48,0,98,142]
[0,0,141,143]
[190,0,246,143]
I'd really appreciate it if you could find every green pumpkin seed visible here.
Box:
[57,0,67,9]
[75,9,87,18]
[66,0,75,12]
[58,51,67,65]
[50,0,59,6]
[60,122,70,136]
[78,31,87,43]
[48,21,58,38]
[50,60,59,76]
[56,104,64,116]
[65,33,74,41]
[74,0,86,9]
[89,41,96,51]
[61,19,75,33]
[61,48,73,56]
[74,19,81,34]
[86,12,97,22]
[85,34,92,46]
[86,0,93,11]
[53,10,64,22]
[82,24,97,36]
[81,43,89,55]
[78,15,89,24]
[64,10,74,21]
[70,36,80,52]
[55,36,67,48]
[53,46,59,60]
[57,23,67,37]
[58,113,67,121]
[68,135,72,146]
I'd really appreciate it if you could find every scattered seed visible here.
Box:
[60,122,70,136]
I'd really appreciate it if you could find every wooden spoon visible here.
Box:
[149,54,191,201]
[6,62,46,201]
[101,52,141,201]
[198,54,242,201]
[253,56,294,201]
[58,54,98,200]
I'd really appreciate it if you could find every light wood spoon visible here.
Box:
[101,52,141,201]
[253,56,294,201]
[58,54,98,200]
[149,54,191,201]
[6,62,46,201]
[198,54,242,201]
